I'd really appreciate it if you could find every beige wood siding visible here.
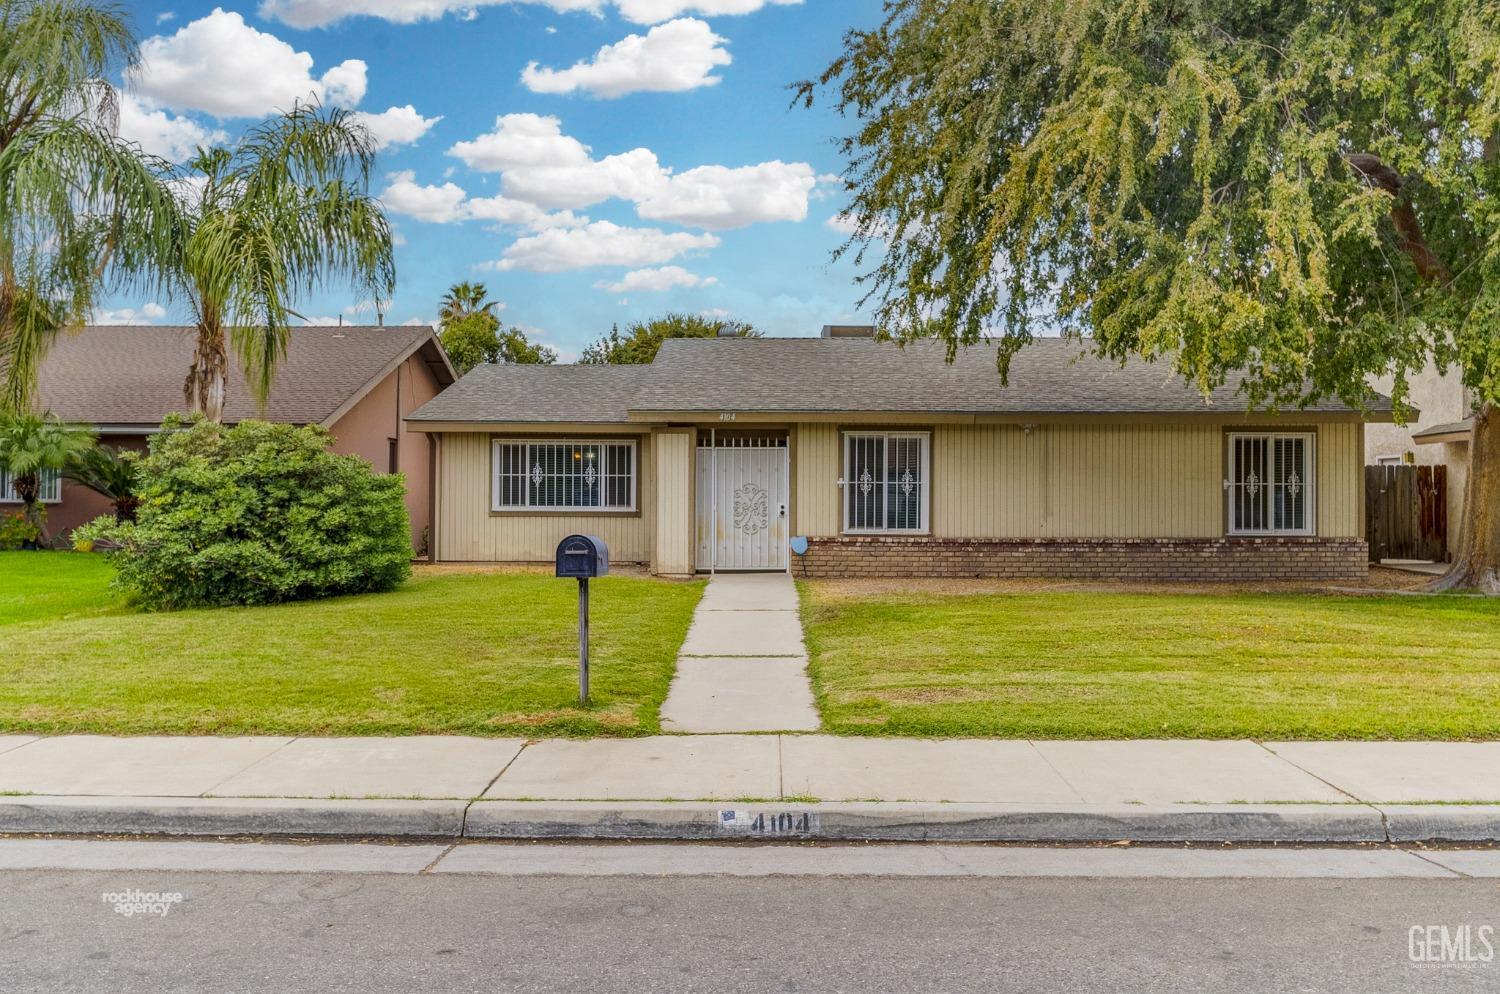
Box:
[653,428,695,575]
[435,431,654,562]
[792,423,839,536]
[794,421,1365,540]
[1316,421,1362,538]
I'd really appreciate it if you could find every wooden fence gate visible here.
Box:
[1365,464,1448,562]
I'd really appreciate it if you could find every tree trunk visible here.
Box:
[1428,402,1500,593]
[13,472,46,544]
[184,315,228,422]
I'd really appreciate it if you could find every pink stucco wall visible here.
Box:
[327,351,446,553]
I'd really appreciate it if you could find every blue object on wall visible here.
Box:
[790,536,809,556]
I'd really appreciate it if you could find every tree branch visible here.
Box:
[1344,152,1452,284]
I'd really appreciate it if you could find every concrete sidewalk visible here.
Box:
[3,734,1500,842]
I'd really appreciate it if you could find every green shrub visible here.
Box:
[0,510,42,550]
[82,417,411,609]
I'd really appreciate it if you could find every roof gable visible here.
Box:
[37,325,452,427]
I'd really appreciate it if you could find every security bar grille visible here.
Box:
[492,440,635,511]
[843,431,928,533]
[1228,432,1314,535]
[0,468,61,503]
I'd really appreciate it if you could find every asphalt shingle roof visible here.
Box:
[406,362,649,424]
[1411,418,1474,440]
[407,336,1388,424]
[637,337,1387,415]
[37,325,448,426]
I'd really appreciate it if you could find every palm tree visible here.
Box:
[0,0,178,414]
[173,102,396,421]
[63,442,137,521]
[0,411,95,538]
[438,282,498,326]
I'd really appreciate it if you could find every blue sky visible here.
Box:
[105,0,886,359]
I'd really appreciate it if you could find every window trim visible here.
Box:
[1226,431,1317,537]
[491,438,638,514]
[0,467,62,505]
[840,430,931,535]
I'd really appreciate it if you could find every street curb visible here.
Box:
[4,797,1490,844]
[0,796,466,838]
[463,801,1389,843]
[1381,805,1500,843]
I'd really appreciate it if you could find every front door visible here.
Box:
[695,442,788,571]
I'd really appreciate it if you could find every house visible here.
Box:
[1367,362,1475,554]
[406,326,1392,581]
[3,324,456,552]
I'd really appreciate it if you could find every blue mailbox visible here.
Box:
[555,534,609,579]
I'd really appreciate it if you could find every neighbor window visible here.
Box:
[0,468,61,504]
[1227,432,1315,535]
[492,439,636,511]
[842,431,929,533]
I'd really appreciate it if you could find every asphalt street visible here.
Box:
[3,843,1499,993]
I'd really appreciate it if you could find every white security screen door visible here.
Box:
[695,439,789,571]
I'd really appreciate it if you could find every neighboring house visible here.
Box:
[1367,363,1475,553]
[407,326,1391,582]
[3,325,456,551]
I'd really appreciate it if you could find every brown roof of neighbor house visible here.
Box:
[37,324,455,428]
[406,362,647,424]
[1412,417,1474,443]
[410,335,1393,424]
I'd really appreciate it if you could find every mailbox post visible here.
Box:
[555,535,609,704]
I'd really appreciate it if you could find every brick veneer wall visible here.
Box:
[798,537,1368,582]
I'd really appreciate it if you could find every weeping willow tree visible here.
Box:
[803,0,1500,591]
[0,0,176,413]
[173,103,396,421]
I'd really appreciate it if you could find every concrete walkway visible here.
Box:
[5,735,1500,842]
[659,573,819,733]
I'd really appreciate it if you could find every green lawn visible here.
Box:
[800,582,1500,739]
[0,552,702,737]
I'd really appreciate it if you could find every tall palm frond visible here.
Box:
[0,0,180,414]
[175,101,395,419]
[438,282,496,326]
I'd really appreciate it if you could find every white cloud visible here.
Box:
[155,11,176,23]
[130,9,367,118]
[350,105,442,149]
[115,92,227,162]
[447,114,817,227]
[614,0,798,23]
[94,303,168,325]
[378,170,579,229]
[378,171,470,223]
[301,315,345,326]
[637,161,815,229]
[520,18,729,98]
[489,220,718,272]
[448,113,664,209]
[595,265,715,292]
[256,0,791,28]
[826,212,891,239]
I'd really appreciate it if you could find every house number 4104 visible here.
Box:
[718,412,736,421]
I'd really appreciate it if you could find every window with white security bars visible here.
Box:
[492,440,636,511]
[0,467,61,503]
[1227,432,1315,535]
[842,431,929,533]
